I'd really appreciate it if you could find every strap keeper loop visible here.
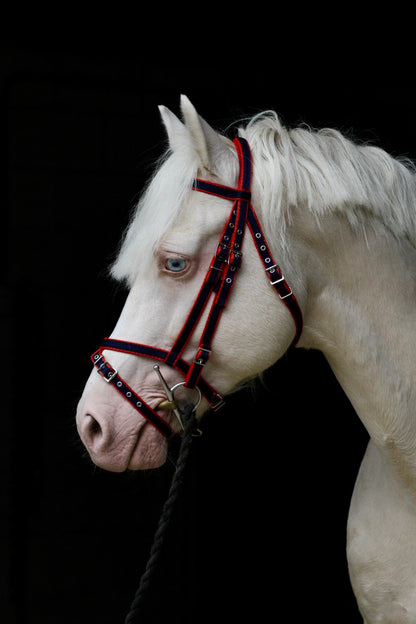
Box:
[279,287,293,300]
[216,243,229,263]
[228,250,242,269]
[193,346,211,366]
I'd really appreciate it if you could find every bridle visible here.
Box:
[91,137,303,436]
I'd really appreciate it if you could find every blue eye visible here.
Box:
[165,257,187,273]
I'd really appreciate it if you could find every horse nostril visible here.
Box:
[85,414,103,442]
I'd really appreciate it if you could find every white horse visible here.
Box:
[76,95,416,623]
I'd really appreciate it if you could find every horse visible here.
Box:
[76,95,416,623]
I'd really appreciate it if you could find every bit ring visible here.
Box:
[170,381,202,411]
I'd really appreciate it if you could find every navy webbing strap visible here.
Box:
[246,208,303,343]
[192,181,251,202]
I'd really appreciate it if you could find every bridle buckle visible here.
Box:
[265,264,294,299]
[94,353,119,382]
[103,367,118,382]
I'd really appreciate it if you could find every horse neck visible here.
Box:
[297,210,416,485]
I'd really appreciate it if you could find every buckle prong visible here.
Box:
[104,368,118,382]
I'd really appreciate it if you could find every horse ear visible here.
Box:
[158,105,188,152]
[180,94,228,170]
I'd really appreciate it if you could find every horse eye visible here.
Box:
[165,257,187,273]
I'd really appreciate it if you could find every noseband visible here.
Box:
[91,137,303,437]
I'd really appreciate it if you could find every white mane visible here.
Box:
[240,111,416,247]
[112,111,416,285]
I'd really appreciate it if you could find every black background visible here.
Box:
[2,42,415,623]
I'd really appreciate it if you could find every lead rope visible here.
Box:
[124,404,198,623]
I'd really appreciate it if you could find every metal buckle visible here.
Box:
[104,368,118,382]
[265,264,293,298]
[95,355,118,382]
[265,263,284,284]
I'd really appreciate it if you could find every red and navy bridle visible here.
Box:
[91,137,303,438]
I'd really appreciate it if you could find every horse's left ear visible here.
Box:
[159,104,188,152]
[180,94,229,170]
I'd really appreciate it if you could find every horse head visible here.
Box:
[76,96,304,471]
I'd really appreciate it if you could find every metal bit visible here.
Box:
[153,365,184,430]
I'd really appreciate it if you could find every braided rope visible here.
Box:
[124,405,198,623]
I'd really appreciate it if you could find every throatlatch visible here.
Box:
[91,137,303,435]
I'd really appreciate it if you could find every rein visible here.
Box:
[91,137,303,435]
